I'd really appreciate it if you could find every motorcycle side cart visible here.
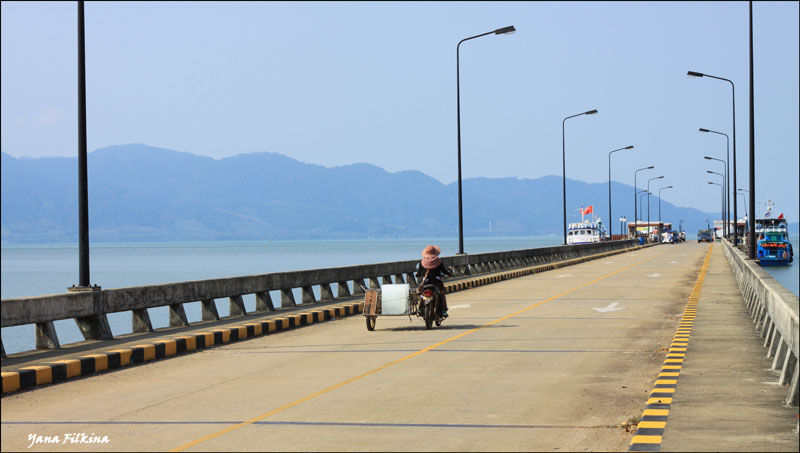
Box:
[362,283,445,331]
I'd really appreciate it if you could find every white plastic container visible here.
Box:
[381,284,410,315]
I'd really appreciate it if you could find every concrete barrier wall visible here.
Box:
[1,240,638,355]
[721,239,799,407]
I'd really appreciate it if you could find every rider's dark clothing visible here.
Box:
[415,261,453,313]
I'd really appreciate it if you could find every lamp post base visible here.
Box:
[67,284,101,293]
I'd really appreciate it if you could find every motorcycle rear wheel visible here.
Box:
[424,303,434,330]
[366,315,376,331]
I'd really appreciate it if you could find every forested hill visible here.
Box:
[2,144,722,243]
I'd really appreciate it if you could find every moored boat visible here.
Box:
[755,202,793,266]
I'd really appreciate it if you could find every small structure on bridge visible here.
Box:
[628,221,671,242]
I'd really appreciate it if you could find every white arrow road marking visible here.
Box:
[668,261,678,264]
[605,261,614,264]
[647,273,661,277]
[593,302,625,313]
[448,304,471,310]
[556,274,574,278]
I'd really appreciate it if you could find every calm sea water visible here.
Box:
[1,237,560,355]
[2,236,796,355]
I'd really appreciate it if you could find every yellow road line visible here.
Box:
[170,250,663,452]
[629,243,713,452]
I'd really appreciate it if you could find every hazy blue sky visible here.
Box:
[2,1,798,221]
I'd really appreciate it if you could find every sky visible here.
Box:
[2,1,798,222]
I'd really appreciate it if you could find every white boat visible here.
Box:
[567,219,606,244]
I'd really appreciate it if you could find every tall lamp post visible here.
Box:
[456,25,516,255]
[700,128,730,238]
[658,185,673,226]
[634,166,654,232]
[738,188,749,240]
[562,109,598,245]
[70,0,97,293]
[737,189,749,218]
[647,176,664,238]
[688,70,738,246]
[708,181,724,239]
[704,156,727,238]
[608,145,634,238]
[638,191,649,228]
[619,216,626,238]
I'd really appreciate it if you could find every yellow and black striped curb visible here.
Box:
[1,302,361,395]
[628,243,712,452]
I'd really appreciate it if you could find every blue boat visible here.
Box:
[755,207,793,266]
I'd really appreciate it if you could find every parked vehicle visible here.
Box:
[697,230,713,243]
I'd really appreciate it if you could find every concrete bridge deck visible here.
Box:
[1,243,797,452]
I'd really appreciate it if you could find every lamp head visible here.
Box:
[664,185,673,189]
[625,145,634,150]
[699,128,710,133]
[704,156,712,160]
[584,109,598,115]
[494,26,516,35]
[687,71,705,78]
[647,166,654,169]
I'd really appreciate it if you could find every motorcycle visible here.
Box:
[416,280,446,330]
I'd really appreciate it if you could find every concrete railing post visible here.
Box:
[35,321,61,349]
[336,281,351,298]
[169,303,190,327]
[229,295,247,316]
[319,284,334,302]
[255,291,274,311]
[201,299,220,321]
[301,286,316,304]
[75,314,113,341]
[132,308,154,332]
[280,289,297,308]
[368,277,380,289]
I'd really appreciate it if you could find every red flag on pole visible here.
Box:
[778,213,784,219]
[580,205,594,215]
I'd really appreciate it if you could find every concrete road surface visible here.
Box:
[2,243,713,451]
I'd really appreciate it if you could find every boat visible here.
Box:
[567,205,607,245]
[755,201,793,266]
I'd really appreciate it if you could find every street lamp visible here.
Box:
[708,181,724,240]
[688,70,738,246]
[456,25,516,255]
[700,128,730,238]
[647,176,664,237]
[619,215,626,239]
[638,191,649,229]
[562,109,598,245]
[738,189,749,218]
[658,185,673,226]
[634,166,654,231]
[704,155,727,238]
[608,145,634,238]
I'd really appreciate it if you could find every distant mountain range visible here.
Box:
[1,143,780,244]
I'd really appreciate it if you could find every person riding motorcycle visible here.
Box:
[415,245,453,318]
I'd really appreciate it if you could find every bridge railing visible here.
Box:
[721,238,799,406]
[1,240,639,356]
